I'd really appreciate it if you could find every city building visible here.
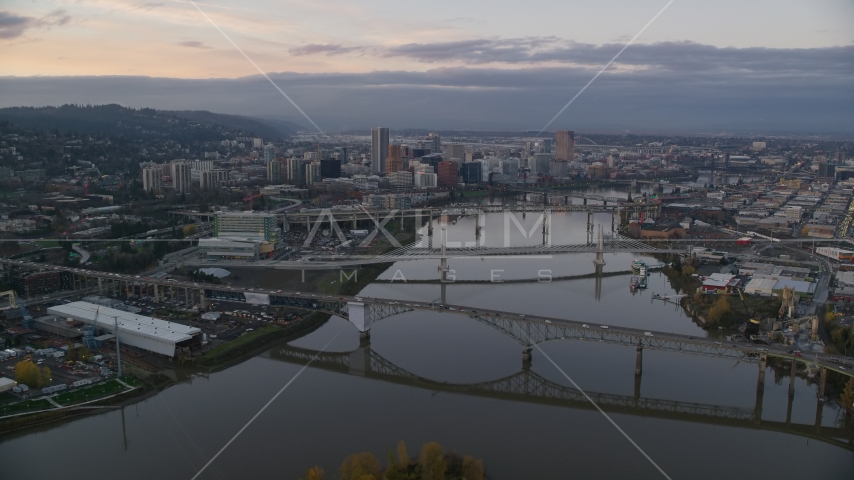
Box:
[437,161,458,187]
[12,271,63,298]
[267,159,287,183]
[386,145,403,174]
[263,144,276,163]
[461,162,482,184]
[429,132,441,154]
[320,159,341,178]
[287,158,306,185]
[555,130,575,162]
[371,127,389,175]
[142,166,163,193]
[414,172,437,188]
[446,143,466,163]
[388,171,413,190]
[171,160,192,194]
[213,211,279,243]
[200,169,229,191]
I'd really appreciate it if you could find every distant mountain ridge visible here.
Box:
[0,104,304,140]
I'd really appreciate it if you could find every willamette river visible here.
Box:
[1,189,852,479]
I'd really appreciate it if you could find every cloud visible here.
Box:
[380,37,854,76]
[2,63,851,135]
[177,40,212,49]
[0,9,71,39]
[0,12,34,39]
[289,43,363,56]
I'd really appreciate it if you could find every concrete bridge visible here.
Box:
[267,342,853,452]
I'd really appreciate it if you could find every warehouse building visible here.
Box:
[47,302,200,357]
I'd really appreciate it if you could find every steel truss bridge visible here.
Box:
[267,343,854,452]
[3,257,853,379]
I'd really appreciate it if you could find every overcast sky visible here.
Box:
[1,0,853,134]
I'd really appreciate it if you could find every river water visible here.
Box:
[1,189,852,479]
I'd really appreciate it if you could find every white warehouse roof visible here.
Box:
[47,302,200,357]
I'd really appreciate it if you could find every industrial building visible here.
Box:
[47,302,200,357]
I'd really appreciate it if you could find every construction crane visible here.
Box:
[244,191,263,211]
[737,288,760,334]
[0,290,33,329]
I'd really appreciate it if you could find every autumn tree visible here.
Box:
[841,378,854,414]
[419,442,446,480]
[14,360,50,387]
[681,265,695,276]
[300,466,324,480]
[396,440,409,468]
[338,453,380,480]
[461,456,484,480]
[706,297,731,325]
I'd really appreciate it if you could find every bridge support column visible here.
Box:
[635,345,643,376]
[789,359,797,397]
[153,284,160,303]
[818,367,827,400]
[755,353,767,424]
[785,390,794,426]
[199,289,208,309]
[586,212,593,244]
[634,368,642,404]
[97,277,103,295]
[522,347,532,368]
[475,214,482,245]
[815,400,824,432]
[126,282,131,300]
[564,195,568,205]
[349,336,371,376]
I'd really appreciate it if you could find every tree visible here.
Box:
[841,378,854,414]
[301,466,324,480]
[461,456,484,480]
[681,265,695,276]
[39,366,51,387]
[14,360,40,387]
[338,453,380,480]
[419,442,446,480]
[707,297,731,325]
[396,440,409,468]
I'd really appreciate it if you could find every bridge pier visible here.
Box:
[789,359,797,397]
[199,289,209,309]
[815,399,824,432]
[818,367,827,400]
[586,212,593,244]
[97,277,103,295]
[635,345,643,376]
[475,214,482,245]
[634,368,642,404]
[786,390,794,426]
[522,347,532,368]
[349,336,371,376]
[755,353,767,424]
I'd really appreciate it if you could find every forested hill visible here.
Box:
[0,104,303,141]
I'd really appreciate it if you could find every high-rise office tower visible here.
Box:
[267,159,286,183]
[446,143,465,163]
[555,130,575,162]
[371,127,389,175]
[429,132,441,155]
[386,145,403,174]
[170,160,192,194]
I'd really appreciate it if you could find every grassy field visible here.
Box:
[52,379,130,406]
[0,399,52,415]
